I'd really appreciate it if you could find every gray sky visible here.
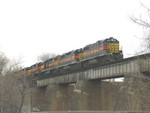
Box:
[0,0,149,67]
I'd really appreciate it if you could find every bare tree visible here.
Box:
[0,51,30,113]
[115,2,150,111]
[37,52,57,62]
[15,75,30,113]
[130,3,150,109]
[0,72,29,113]
[0,51,9,75]
[130,2,150,50]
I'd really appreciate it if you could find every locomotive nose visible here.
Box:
[108,43,120,54]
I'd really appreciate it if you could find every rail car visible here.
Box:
[17,37,123,78]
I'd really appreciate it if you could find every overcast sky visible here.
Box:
[0,0,149,67]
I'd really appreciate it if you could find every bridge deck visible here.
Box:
[37,53,150,87]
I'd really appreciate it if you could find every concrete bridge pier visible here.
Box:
[31,87,46,110]
[69,80,120,111]
[69,80,91,110]
[23,87,47,111]
[43,83,74,111]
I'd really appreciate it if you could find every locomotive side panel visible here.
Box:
[60,51,76,66]
[45,58,56,70]
[82,40,109,61]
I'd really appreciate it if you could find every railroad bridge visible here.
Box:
[37,54,149,86]
[24,53,150,111]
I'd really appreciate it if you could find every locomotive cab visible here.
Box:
[104,37,121,54]
[104,37,123,61]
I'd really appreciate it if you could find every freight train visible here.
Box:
[15,37,123,78]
